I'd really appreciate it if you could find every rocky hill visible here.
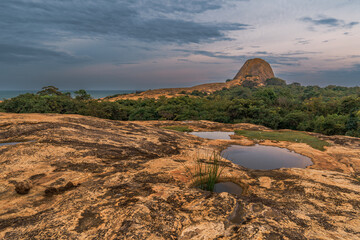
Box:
[105,58,275,101]
[232,58,275,86]
[0,113,359,239]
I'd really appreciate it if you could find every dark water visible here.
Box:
[190,131,234,140]
[221,144,313,170]
[0,90,138,100]
[213,182,243,196]
[0,142,23,146]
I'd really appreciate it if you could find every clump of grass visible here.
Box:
[184,151,225,191]
[163,125,193,132]
[235,130,331,151]
[354,175,360,182]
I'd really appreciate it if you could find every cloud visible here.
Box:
[126,19,248,43]
[0,0,249,44]
[0,0,251,66]
[175,49,309,66]
[0,44,85,64]
[300,16,359,29]
[295,38,311,45]
[143,0,223,14]
[254,51,268,54]
[279,64,360,87]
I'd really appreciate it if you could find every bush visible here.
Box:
[265,78,287,86]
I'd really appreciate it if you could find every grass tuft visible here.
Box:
[163,126,193,132]
[184,151,225,192]
[235,130,331,151]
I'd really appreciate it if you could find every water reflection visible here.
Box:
[222,144,312,170]
[189,131,234,140]
[213,182,243,196]
[0,141,33,146]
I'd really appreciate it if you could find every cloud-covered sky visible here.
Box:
[1,0,359,90]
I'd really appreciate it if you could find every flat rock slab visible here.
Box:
[0,113,359,239]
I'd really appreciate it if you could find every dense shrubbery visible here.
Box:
[1,84,359,137]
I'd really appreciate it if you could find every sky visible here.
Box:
[1,0,359,90]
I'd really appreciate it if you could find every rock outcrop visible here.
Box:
[0,113,359,239]
[232,58,275,86]
[105,58,276,101]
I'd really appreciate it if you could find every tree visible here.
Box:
[265,78,286,86]
[241,80,257,88]
[75,89,92,100]
[345,113,359,131]
[37,86,63,96]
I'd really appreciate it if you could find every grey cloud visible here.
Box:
[174,49,308,66]
[0,44,85,64]
[0,0,249,44]
[300,16,359,29]
[0,0,250,66]
[144,0,223,14]
[254,51,268,54]
[127,19,248,43]
[279,51,321,56]
[295,38,311,45]
[177,59,190,62]
[279,64,360,87]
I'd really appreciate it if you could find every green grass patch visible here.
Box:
[163,126,193,132]
[235,130,331,151]
[184,151,225,192]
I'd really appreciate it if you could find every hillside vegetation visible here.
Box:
[1,83,359,137]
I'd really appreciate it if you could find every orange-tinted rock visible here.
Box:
[15,181,31,195]
[0,113,359,239]
[233,58,275,85]
[104,58,276,101]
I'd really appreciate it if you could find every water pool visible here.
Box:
[189,131,234,140]
[213,182,243,196]
[221,144,312,170]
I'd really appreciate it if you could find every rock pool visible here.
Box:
[222,144,312,170]
[189,131,234,140]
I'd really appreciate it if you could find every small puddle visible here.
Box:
[213,182,243,196]
[0,141,33,146]
[228,203,245,224]
[222,144,312,170]
[189,131,234,140]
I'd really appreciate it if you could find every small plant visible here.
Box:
[354,174,360,182]
[184,151,225,192]
[163,126,193,132]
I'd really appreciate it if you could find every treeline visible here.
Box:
[1,83,359,137]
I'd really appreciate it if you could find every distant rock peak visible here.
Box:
[232,58,275,86]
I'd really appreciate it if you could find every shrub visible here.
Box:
[265,77,287,86]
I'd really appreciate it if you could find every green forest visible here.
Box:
[1,81,360,137]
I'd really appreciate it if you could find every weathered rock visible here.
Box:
[233,58,275,85]
[44,187,58,196]
[0,113,359,239]
[14,181,31,195]
[45,181,78,196]
[104,58,275,101]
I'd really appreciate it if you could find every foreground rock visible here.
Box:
[0,113,359,239]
